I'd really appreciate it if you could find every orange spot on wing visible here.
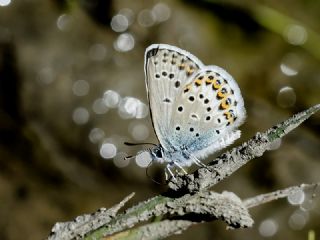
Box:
[186,66,194,76]
[206,77,214,85]
[195,79,202,86]
[224,110,235,124]
[212,79,221,90]
[217,89,228,99]
[184,84,192,93]
[220,99,230,110]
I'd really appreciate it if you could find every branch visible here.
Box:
[46,104,320,240]
[48,193,135,240]
[101,220,194,240]
[103,182,320,240]
[244,182,320,209]
[85,191,253,240]
[168,104,320,193]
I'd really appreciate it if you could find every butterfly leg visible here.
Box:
[191,157,207,168]
[173,161,188,175]
[165,163,176,181]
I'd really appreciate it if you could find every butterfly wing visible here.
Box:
[144,44,204,150]
[169,65,246,165]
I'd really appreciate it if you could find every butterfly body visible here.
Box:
[141,44,246,171]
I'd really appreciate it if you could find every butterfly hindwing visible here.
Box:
[169,65,245,162]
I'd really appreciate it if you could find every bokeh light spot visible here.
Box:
[72,80,90,96]
[288,209,309,230]
[37,67,54,84]
[92,98,109,114]
[135,151,152,168]
[57,14,72,31]
[100,143,117,159]
[284,24,307,45]
[114,33,135,52]
[111,14,129,32]
[89,128,105,144]
[118,97,147,119]
[138,9,155,27]
[88,44,107,61]
[103,90,121,108]
[288,189,305,205]
[259,219,278,237]
[119,8,134,24]
[130,123,149,141]
[0,0,11,7]
[72,107,89,125]
[277,86,296,108]
[113,152,130,168]
[280,53,301,76]
[152,3,171,22]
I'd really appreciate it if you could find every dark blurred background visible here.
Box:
[0,0,320,239]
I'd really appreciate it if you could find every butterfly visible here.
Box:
[138,44,245,178]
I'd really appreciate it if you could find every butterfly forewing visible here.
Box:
[144,44,203,149]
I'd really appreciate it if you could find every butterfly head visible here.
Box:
[149,145,165,164]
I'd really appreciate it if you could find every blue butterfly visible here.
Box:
[138,44,245,178]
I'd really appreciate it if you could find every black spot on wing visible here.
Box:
[146,46,160,59]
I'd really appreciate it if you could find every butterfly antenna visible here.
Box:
[146,160,166,185]
[124,155,135,160]
[124,142,157,147]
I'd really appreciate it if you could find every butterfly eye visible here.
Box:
[155,149,162,158]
